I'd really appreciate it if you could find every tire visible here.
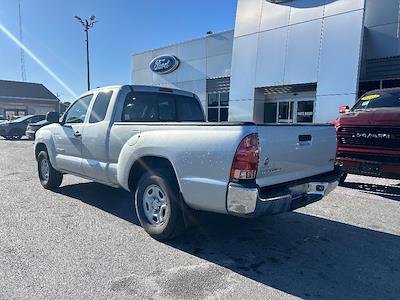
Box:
[135,171,186,240]
[339,172,347,186]
[37,150,63,189]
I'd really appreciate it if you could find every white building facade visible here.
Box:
[132,0,400,124]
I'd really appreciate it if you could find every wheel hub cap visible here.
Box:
[40,158,50,181]
[143,184,168,225]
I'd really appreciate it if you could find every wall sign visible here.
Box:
[150,55,180,74]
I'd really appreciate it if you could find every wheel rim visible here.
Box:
[40,158,50,181]
[142,184,169,225]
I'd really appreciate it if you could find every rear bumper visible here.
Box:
[338,158,400,180]
[226,167,341,217]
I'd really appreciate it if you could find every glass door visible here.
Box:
[278,101,294,123]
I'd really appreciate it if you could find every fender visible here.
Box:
[116,133,181,192]
[35,128,58,170]
[116,132,141,190]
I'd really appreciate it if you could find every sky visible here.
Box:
[0,0,238,102]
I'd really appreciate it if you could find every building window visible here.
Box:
[358,79,400,98]
[207,92,229,122]
[296,101,314,123]
[264,103,277,123]
[358,81,380,98]
[382,79,400,89]
[4,109,27,121]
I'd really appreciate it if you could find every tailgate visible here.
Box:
[256,125,337,187]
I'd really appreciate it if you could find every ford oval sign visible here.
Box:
[150,55,180,74]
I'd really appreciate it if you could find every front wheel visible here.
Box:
[37,151,63,189]
[134,172,186,240]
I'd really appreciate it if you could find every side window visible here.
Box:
[89,91,112,123]
[65,95,93,124]
[30,116,39,123]
[34,115,45,123]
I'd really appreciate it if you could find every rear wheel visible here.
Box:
[134,172,186,240]
[37,151,63,189]
[339,172,347,186]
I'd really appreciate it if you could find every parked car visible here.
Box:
[0,115,45,140]
[333,88,400,184]
[35,85,340,240]
[26,120,50,140]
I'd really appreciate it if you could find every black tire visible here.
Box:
[37,150,63,189]
[135,171,186,240]
[339,172,347,186]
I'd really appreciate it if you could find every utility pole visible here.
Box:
[74,15,97,91]
[18,0,26,81]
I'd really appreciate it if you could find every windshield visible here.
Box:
[352,90,400,111]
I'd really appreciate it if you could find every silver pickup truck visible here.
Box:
[35,85,340,239]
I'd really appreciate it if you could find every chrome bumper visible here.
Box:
[226,170,340,217]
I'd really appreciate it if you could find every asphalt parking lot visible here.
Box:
[0,140,399,300]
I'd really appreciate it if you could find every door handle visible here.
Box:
[299,135,312,142]
[74,131,82,137]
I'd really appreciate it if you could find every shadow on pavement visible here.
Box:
[55,182,140,225]
[55,182,400,299]
[343,181,400,201]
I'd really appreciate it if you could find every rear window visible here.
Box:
[121,92,204,122]
[352,90,400,111]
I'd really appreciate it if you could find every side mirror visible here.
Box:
[46,111,60,123]
[339,105,349,114]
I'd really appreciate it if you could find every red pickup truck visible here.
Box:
[332,88,400,184]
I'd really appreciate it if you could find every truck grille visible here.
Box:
[337,127,400,149]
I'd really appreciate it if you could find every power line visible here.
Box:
[18,0,26,82]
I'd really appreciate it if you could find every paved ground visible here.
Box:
[0,140,399,300]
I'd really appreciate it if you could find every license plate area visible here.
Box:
[359,163,382,176]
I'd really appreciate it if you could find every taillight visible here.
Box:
[230,133,260,180]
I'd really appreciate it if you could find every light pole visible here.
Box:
[74,15,97,91]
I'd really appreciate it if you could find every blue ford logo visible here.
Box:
[150,55,180,74]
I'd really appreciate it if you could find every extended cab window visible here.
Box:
[352,90,400,111]
[89,91,112,123]
[121,92,204,122]
[65,95,92,124]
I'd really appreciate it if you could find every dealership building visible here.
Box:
[0,79,60,120]
[132,0,400,123]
